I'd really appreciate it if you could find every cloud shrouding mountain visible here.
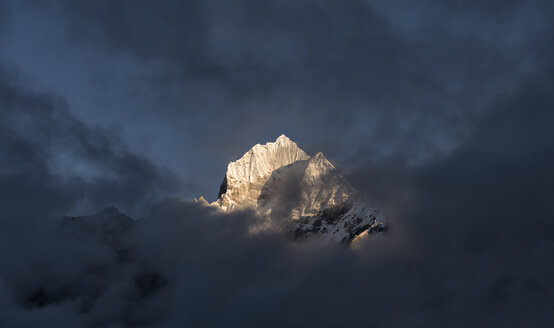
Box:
[1,61,554,326]
[1,0,554,327]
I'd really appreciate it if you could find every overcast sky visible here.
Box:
[1,1,554,327]
[2,0,552,201]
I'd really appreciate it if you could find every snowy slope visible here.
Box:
[291,203,386,244]
[216,134,310,210]
[258,152,354,219]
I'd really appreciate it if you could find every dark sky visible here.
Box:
[1,1,554,327]
[2,0,552,201]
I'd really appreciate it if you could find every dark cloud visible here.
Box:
[0,61,182,326]
[0,1,553,327]
[5,0,550,196]
[1,63,553,327]
[0,63,182,218]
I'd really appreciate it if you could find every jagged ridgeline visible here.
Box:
[205,135,385,244]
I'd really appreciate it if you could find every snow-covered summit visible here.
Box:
[216,134,310,210]
[212,134,385,244]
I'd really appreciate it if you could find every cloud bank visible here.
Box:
[1,62,554,326]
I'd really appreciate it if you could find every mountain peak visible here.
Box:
[313,151,326,160]
[275,134,292,144]
[97,206,119,215]
[209,135,385,244]
[309,152,336,172]
[217,135,310,210]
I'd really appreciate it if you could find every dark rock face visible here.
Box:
[290,204,386,244]
[291,205,352,240]
[217,175,228,200]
